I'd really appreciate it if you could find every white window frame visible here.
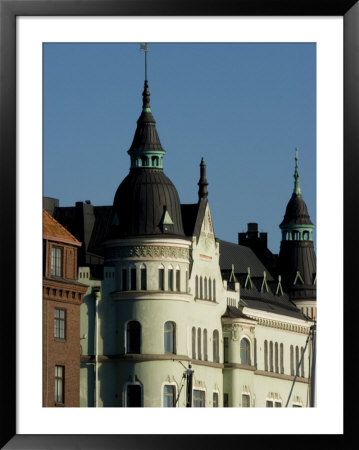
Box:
[161,382,178,407]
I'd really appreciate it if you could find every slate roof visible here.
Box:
[219,239,306,320]
[110,169,185,238]
[218,240,274,280]
[280,193,313,227]
[43,209,81,246]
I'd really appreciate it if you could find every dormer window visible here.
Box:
[160,206,174,233]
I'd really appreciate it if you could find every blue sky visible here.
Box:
[43,43,316,253]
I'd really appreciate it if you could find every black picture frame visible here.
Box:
[1,0,356,448]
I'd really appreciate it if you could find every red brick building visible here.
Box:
[43,210,88,407]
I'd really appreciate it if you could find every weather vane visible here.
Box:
[140,43,149,80]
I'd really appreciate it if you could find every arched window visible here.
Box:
[140,264,147,290]
[269,341,274,372]
[168,266,174,291]
[240,338,251,365]
[141,156,148,166]
[159,265,165,290]
[204,277,207,299]
[176,267,180,291]
[290,345,294,376]
[213,330,219,363]
[300,346,305,377]
[126,384,142,407]
[203,329,208,361]
[303,230,309,240]
[208,278,212,300]
[264,340,268,371]
[126,321,141,354]
[164,321,176,354]
[275,342,279,373]
[280,343,284,374]
[200,276,203,299]
[197,328,202,360]
[213,279,216,301]
[295,346,299,376]
[292,230,300,240]
[192,327,196,359]
[195,275,199,298]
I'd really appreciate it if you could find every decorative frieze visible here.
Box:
[248,315,309,334]
[106,245,189,260]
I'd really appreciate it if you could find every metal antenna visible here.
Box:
[140,43,149,80]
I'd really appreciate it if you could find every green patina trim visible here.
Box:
[142,107,152,112]
[275,275,283,296]
[293,270,305,285]
[261,271,269,293]
[244,267,252,289]
[229,264,237,283]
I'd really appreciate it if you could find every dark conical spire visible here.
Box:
[198,157,208,200]
[127,80,165,169]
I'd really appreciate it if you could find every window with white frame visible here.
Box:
[193,389,205,407]
[242,394,250,407]
[164,321,176,354]
[240,338,251,365]
[163,384,176,407]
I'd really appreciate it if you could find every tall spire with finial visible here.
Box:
[198,157,208,201]
[127,43,165,169]
[293,147,301,195]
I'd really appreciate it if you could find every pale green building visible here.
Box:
[71,77,316,408]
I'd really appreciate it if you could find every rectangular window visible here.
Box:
[122,269,127,291]
[54,366,64,404]
[193,389,205,407]
[130,268,136,290]
[242,394,250,407]
[213,392,219,407]
[223,393,229,407]
[51,247,62,276]
[159,268,164,290]
[266,400,274,407]
[176,269,180,291]
[54,308,66,339]
[223,337,229,363]
[168,269,173,291]
[163,385,176,407]
[274,401,282,407]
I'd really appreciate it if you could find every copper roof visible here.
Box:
[43,209,81,246]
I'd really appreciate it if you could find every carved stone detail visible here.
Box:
[106,246,189,260]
